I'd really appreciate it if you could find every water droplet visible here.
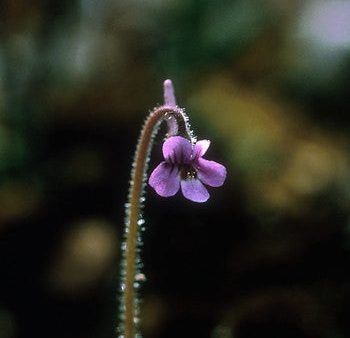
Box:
[135,273,146,281]
[137,219,145,226]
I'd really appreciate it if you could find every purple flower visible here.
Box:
[149,136,226,202]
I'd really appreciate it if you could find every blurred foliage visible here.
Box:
[0,1,350,338]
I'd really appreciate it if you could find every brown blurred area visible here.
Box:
[1,1,350,338]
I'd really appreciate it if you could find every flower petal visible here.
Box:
[180,178,210,202]
[193,139,210,159]
[196,158,227,187]
[163,136,192,164]
[149,162,180,197]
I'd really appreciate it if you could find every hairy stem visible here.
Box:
[119,81,192,338]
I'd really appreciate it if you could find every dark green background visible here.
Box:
[1,1,350,337]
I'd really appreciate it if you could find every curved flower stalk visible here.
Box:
[118,80,226,338]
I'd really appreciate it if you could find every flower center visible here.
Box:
[180,165,197,180]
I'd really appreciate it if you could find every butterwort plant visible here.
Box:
[118,80,226,338]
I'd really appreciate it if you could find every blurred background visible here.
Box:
[1,0,350,337]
